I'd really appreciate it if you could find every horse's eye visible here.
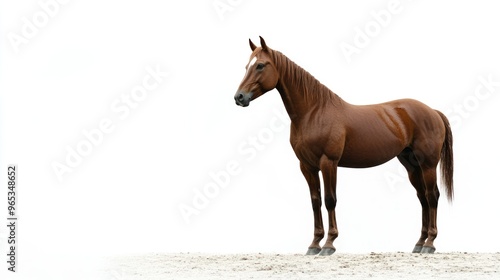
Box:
[256,63,265,71]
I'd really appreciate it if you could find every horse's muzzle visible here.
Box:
[234,91,253,107]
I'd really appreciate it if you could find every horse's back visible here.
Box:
[338,98,444,167]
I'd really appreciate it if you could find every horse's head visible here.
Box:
[234,36,279,107]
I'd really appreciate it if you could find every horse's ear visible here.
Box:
[259,36,268,51]
[249,39,257,51]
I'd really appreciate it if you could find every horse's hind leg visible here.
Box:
[397,148,436,253]
[419,166,440,253]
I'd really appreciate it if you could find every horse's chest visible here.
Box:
[290,130,328,166]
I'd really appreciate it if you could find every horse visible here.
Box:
[234,36,453,255]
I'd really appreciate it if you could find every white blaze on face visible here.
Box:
[243,56,258,79]
[248,56,257,68]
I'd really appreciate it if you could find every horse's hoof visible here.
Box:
[318,247,336,256]
[305,247,321,255]
[421,246,436,254]
[412,245,423,253]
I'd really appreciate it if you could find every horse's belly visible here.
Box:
[338,154,394,168]
[338,137,404,168]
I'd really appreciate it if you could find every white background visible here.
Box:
[1,0,500,278]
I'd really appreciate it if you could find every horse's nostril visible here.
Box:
[237,93,244,101]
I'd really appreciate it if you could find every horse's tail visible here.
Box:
[436,110,454,202]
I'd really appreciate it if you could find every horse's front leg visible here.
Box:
[300,162,324,255]
[318,156,339,256]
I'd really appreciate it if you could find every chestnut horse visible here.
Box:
[234,37,453,255]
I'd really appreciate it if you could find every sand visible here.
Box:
[102,252,500,280]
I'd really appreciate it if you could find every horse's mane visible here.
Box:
[269,49,339,106]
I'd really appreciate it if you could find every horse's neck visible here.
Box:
[273,51,342,122]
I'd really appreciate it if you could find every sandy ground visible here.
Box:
[100,252,499,280]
